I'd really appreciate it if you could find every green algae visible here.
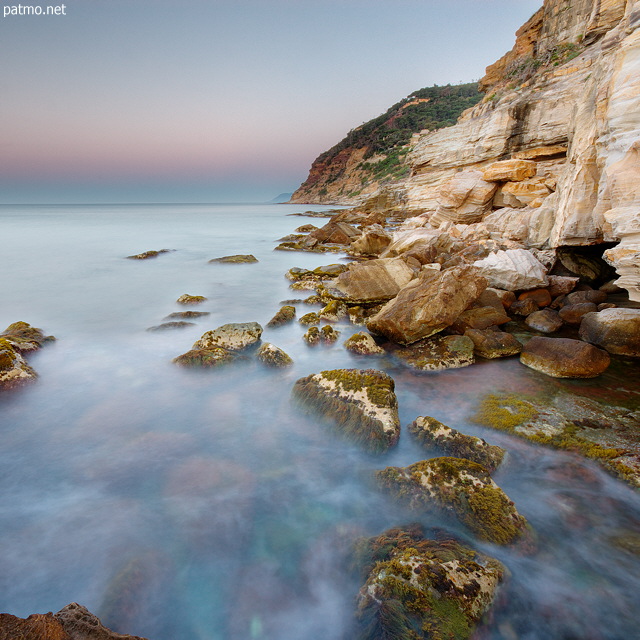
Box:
[472,394,538,430]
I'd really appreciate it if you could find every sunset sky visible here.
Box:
[1,0,542,203]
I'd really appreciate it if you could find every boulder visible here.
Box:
[354,525,505,640]
[579,308,640,357]
[525,309,564,333]
[473,249,548,291]
[518,288,552,308]
[509,298,539,317]
[292,369,400,453]
[193,322,263,351]
[146,321,195,331]
[376,457,531,545]
[208,254,258,264]
[482,158,537,182]
[318,300,347,322]
[547,275,579,297]
[266,305,296,327]
[320,325,341,344]
[347,224,391,257]
[390,335,475,371]
[366,265,487,345]
[343,332,384,355]
[448,305,509,334]
[331,258,416,304]
[0,339,37,389]
[307,220,360,245]
[409,416,505,471]
[302,326,321,345]
[176,294,207,305]
[565,289,608,306]
[520,337,611,378]
[172,347,240,368]
[432,170,498,224]
[256,343,293,368]
[464,328,522,359]
[1,321,55,352]
[164,311,210,320]
[299,312,320,326]
[295,224,318,233]
[559,302,598,325]
[0,602,148,640]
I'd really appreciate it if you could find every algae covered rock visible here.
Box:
[354,524,505,640]
[146,321,194,331]
[0,339,37,390]
[344,332,385,355]
[126,249,171,260]
[292,369,400,453]
[376,457,531,545]
[176,294,207,305]
[172,347,240,368]
[266,305,296,327]
[256,343,293,368]
[319,299,347,322]
[302,326,321,345]
[320,325,341,344]
[164,311,210,320]
[299,312,320,326]
[409,416,505,472]
[193,322,263,351]
[208,253,258,263]
[391,334,475,371]
[1,321,55,352]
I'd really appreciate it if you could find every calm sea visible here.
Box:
[0,203,639,640]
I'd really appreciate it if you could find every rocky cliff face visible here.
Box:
[383,0,640,301]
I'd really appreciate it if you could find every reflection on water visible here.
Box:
[0,204,639,640]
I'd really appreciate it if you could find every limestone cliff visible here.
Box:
[290,84,481,205]
[367,0,640,301]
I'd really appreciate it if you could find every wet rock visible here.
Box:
[172,347,240,368]
[176,294,207,305]
[0,339,37,390]
[266,305,296,327]
[292,368,400,453]
[509,298,539,316]
[164,311,210,320]
[409,416,505,471]
[146,321,194,331]
[126,249,171,260]
[208,254,258,263]
[0,602,148,639]
[256,343,293,368]
[347,224,392,257]
[366,265,487,345]
[193,322,263,351]
[473,249,548,291]
[1,321,55,352]
[318,300,347,322]
[518,288,552,308]
[344,332,384,355]
[464,328,522,359]
[520,337,610,378]
[390,334,475,371]
[330,258,416,304]
[299,312,320,326]
[579,308,640,357]
[302,326,321,345]
[448,305,509,334]
[558,302,598,325]
[525,309,564,333]
[565,289,608,306]
[354,524,505,640]
[320,325,340,344]
[547,275,579,297]
[376,457,531,545]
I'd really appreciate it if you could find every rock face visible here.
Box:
[353,524,505,640]
[520,336,611,378]
[292,369,400,453]
[409,416,506,471]
[366,265,487,345]
[431,170,498,225]
[579,308,640,356]
[376,457,531,545]
[0,602,147,640]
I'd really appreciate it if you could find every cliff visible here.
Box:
[289,84,482,205]
[315,0,638,301]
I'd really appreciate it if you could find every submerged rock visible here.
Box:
[299,312,320,326]
[256,343,293,368]
[302,326,321,345]
[146,321,195,331]
[0,339,37,390]
[126,249,171,260]
[164,311,210,320]
[266,305,296,327]
[344,332,385,355]
[390,334,475,371]
[525,309,563,333]
[354,524,505,640]
[320,325,341,344]
[0,602,148,639]
[579,308,640,357]
[520,336,610,378]
[292,369,400,453]
[376,457,531,546]
[464,328,522,359]
[409,416,505,472]
[172,347,240,368]
[208,254,258,263]
[176,294,207,305]
[193,322,263,352]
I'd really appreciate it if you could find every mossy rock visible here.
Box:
[172,347,239,368]
[320,325,340,344]
[319,300,347,322]
[193,322,263,352]
[292,368,400,454]
[266,305,296,328]
[257,343,293,368]
[146,321,195,331]
[303,326,321,346]
[344,332,385,355]
[376,457,532,546]
[1,321,55,352]
[126,249,171,259]
[409,416,505,472]
[208,254,258,264]
[176,294,207,305]
[299,312,320,326]
[164,311,210,320]
[353,524,505,640]
[0,339,37,389]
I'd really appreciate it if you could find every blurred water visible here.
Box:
[0,203,639,640]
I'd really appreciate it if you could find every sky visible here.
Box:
[0,0,542,204]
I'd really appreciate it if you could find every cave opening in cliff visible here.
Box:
[552,243,619,288]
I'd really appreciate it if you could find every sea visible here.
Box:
[1,202,639,640]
